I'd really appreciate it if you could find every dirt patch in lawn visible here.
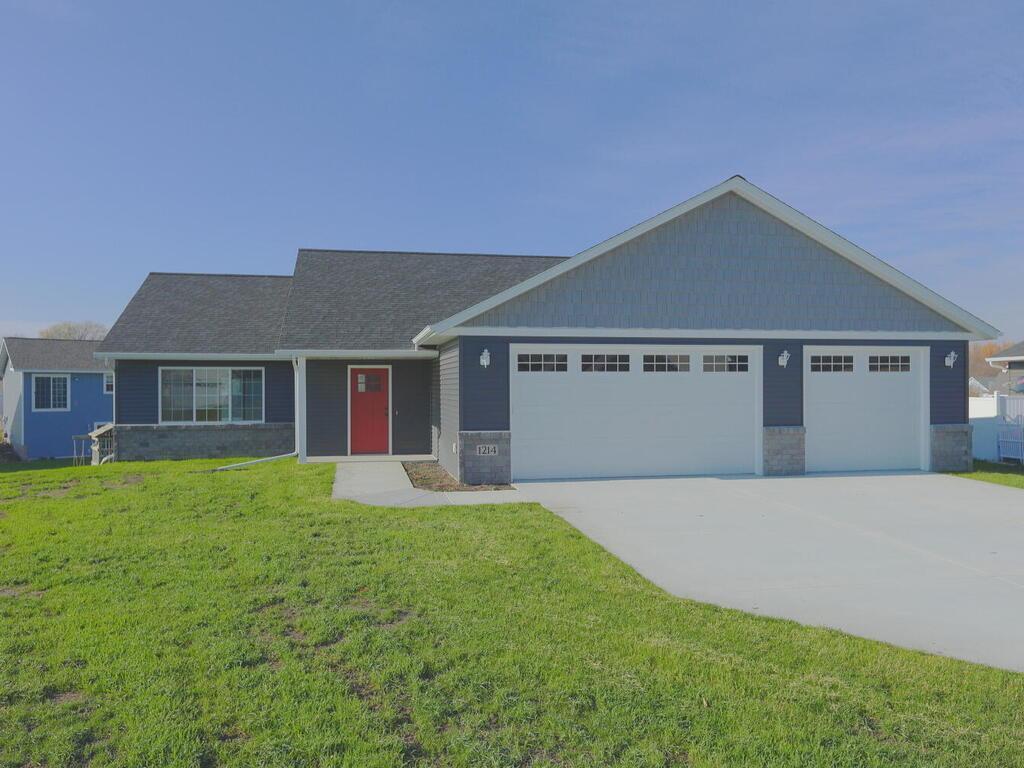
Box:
[403,461,512,492]
[0,585,45,598]
[47,690,86,706]
[103,474,144,490]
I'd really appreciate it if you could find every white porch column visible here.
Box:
[293,356,307,463]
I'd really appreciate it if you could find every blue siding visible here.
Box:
[115,360,294,425]
[22,371,113,459]
[459,337,968,430]
[459,337,510,431]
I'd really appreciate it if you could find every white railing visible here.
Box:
[970,394,1024,462]
[998,425,1024,462]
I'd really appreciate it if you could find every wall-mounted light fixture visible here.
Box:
[479,348,491,368]
[778,350,791,368]
[944,350,958,368]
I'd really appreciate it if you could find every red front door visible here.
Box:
[350,368,389,454]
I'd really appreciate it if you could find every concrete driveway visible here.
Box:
[516,473,1024,671]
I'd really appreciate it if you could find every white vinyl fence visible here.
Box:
[971,394,1024,462]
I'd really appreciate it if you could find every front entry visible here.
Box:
[349,367,390,454]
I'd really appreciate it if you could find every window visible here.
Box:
[356,372,383,393]
[159,367,264,423]
[810,355,853,373]
[103,371,115,394]
[869,355,911,373]
[582,353,630,372]
[643,354,690,372]
[517,353,567,372]
[702,354,748,373]
[32,374,70,411]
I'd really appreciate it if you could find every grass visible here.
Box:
[949,459,1024,490]
[1,460,1022,767]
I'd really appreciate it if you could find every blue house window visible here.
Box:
[33,374,70,412]
[104,372,115,394]
[159,367,264,424]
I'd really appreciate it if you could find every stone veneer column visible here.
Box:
[458,431,512,485]
[763,426,806,475]
[930,424,973,472]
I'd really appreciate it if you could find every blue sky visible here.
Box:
[2,1,1021,339]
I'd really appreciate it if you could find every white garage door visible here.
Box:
[804,346,929,473]
[509,344,762,481]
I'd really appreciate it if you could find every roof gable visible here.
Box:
[1,337,108,372]
[987,340,1024,363]
[415,177,999,342]
[98,273,292,355]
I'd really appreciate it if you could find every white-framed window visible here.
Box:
[869,355,911,373]
[810,354,853,373]
[581,353,630,372]
[32,374,71,412]
[103,371,115,394]
[517,353,567,372]
[703,354,749,373]
[158,367,265,424]
[643,354,689,372]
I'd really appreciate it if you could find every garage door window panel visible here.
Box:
[517,353,567,372]
[810,355,854,372]
[582,354,630,372]
[703,354,748,373]
[869,355,911,373]
[643,354,690,372]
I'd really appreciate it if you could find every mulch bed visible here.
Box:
[402,461,513,492]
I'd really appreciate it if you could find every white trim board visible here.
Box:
[97,350,439,361]
[97,352,281,361]
[448,327,980,341]
[277,349,438,359]
[413,176,999,345]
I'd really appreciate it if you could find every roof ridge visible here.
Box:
[297,248,566,259]
[2,336,102,342]
[148,272,292,278]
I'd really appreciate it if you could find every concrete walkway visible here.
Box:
[331,461,524,507]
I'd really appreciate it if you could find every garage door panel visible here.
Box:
[804,346,926,473]
[510,345,760,481]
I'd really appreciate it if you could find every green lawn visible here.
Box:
[1,460,1022,767]
[949,460,1024,490]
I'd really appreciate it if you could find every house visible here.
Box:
[986,342,1024,394]
[969,376,993,397]
[1,337,114,459]
[96,176,998,481]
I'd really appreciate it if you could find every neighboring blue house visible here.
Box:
[1,337,114,460]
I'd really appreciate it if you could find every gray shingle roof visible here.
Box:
[277,250,566,350]
[991,340,1024,360]
[98,273,293,355]
[1,337,108,372]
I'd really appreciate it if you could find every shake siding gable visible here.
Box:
[467,193,962,333]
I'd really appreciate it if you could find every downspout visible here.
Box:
[214,452,297,472]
